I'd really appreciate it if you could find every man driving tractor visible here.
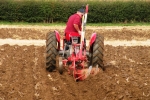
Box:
[64,6,101,81]
[46,5,104,81]
[65,8,85,35]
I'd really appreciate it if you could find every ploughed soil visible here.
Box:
[0,25,150,100]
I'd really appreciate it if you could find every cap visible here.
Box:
[78,8,85,13]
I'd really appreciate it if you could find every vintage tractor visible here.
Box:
[46,5,104,81]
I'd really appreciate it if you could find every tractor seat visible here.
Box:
[65,32,80,41]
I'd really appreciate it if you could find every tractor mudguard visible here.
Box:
[89,33,96,46]
[54,30,60,50]
[54,30,60,42]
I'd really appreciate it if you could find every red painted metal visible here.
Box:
[85,5,88,13]
[54,30,60,50]
[65,32,80,41]
[89,33,97,46]
[60,40,87,81]
[55,30,60,42]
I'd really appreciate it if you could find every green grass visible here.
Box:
[87,22,150,26]
[0,21,66,26]
[0,21,150,26]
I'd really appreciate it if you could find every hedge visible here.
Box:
[0,0,150,23]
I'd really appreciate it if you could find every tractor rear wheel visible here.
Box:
[89,34,105,70]
[46,32,58,72]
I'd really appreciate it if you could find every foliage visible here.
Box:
[0,0,150,23]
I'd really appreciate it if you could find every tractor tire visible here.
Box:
[46,32,58,72]
[89,34,105,71]
[58,57,63,74]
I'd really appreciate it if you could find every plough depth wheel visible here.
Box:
[58,57,63,74]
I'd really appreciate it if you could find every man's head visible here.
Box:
[77,8,85,16]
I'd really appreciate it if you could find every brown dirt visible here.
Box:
[0,26,150,100]
[0,25,150,40]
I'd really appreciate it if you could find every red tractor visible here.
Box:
[46,5,104,81]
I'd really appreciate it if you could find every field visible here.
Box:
[0,25,150,100]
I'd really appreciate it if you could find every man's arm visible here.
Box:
[73,24,81,35]
[73,24,80,32]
